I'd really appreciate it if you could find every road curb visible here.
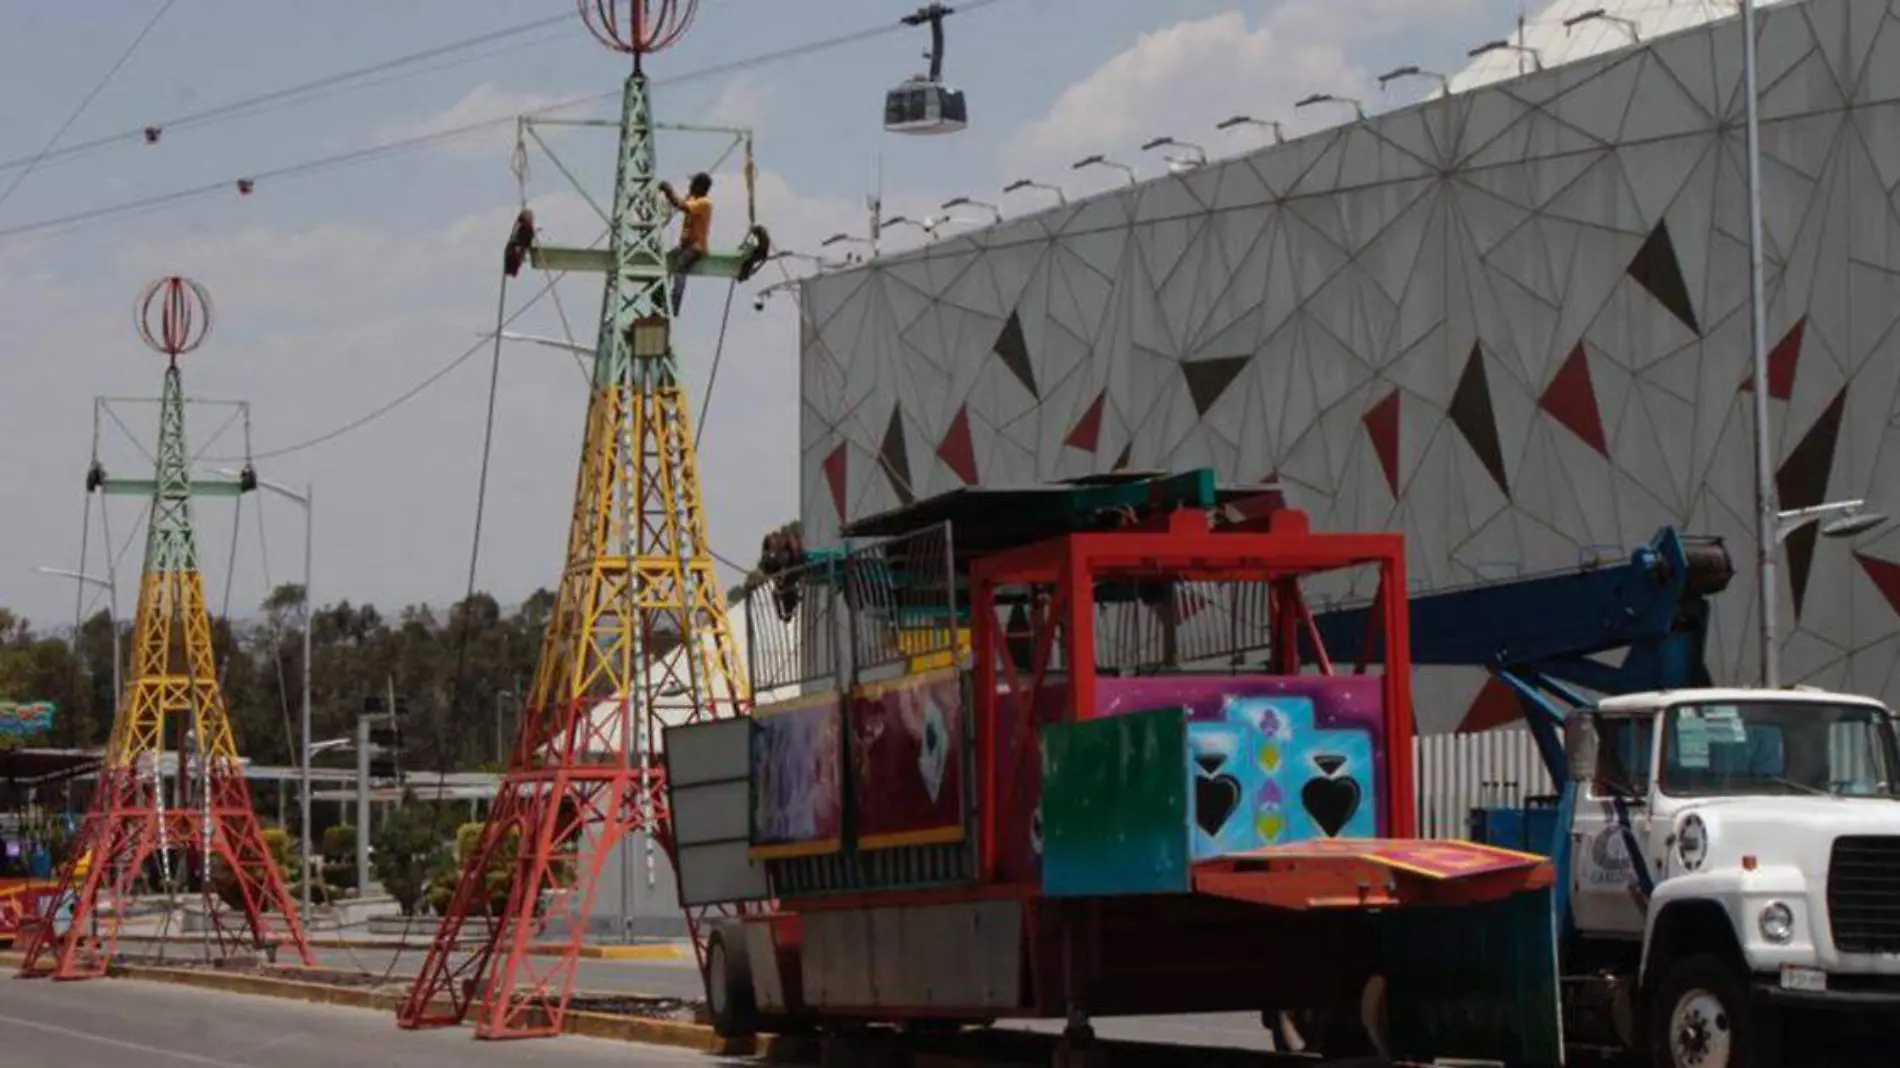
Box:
[104,932,687,960]
[3,948,761,1057]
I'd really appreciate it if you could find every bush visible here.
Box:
[210,824,298,913]
[371,793,450,917]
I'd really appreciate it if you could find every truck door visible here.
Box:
[1569,713,1654,938]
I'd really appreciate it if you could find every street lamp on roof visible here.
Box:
[1467,39,1545,71]
[1140,136,1207,172]
[1216,115,1286,142]
[941,196,1002,224]
[881,215,936,237]
[1376,65,1450,94]
[1071,154,1138,186]
[1562,8,1642,42]
[821,233,873,249]
[1003,178,1066,205]
[1294,93,1366,120]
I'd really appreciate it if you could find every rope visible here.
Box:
[374,269,511,984]
[694,280,739,453]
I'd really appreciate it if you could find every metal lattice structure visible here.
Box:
[398,0,763,1039]
[17,277,312,980]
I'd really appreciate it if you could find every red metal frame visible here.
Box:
[971,506,1415,887]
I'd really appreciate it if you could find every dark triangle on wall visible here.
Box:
[879,405,915,505]
[1627,220,1700,335]
[1775,388,1847,618]
[1183,355,1251,417]
[1112,442,1134,472]
[994,311,1038,397]
[1450,343,1510,496]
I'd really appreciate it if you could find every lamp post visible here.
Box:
[1215,115,1286,142]
[1071,154,1137,186]
[1294,93,1367,121]
[1737,0,1783,690]
[941,196,1003,225]
[1764,501,1890,684]
[223,468,314,915]
[1002,178,1066,205]
[1467,39,1545,72]
[1376,66,1450,95]
[1562,8,1642,43]
[1139,136,1208,170]
[30,566,120,718]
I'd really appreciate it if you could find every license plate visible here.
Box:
[1780,965,1828,992]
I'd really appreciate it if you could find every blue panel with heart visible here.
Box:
[1185,695,1378,858]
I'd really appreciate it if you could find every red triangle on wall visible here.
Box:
[1540,344,1608,457]
[1064,390,1106,453]
[1457,676,1526,733]
[1739,317,1806,401]
[1858,553,1900,619]
[938,405,979,485]
[822,442,849,521]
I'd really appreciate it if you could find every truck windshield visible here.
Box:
[1659,701,1900,798]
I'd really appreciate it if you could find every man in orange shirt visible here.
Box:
[659,171,713,313]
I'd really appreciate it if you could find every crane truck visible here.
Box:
[1314,527,1900,1068]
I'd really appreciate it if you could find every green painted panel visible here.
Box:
[1379,887,1564,1066]
[1040,706,1192,897]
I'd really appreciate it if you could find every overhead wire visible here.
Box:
[0,0,177,213]
[0,0,1017,245]
[0,11,579,180]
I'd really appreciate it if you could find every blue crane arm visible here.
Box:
[1308,527,1732,783]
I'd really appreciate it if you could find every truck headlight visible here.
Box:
[1678,813,1708,871]
[1759,901,1794,943]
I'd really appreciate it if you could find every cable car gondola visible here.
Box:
[885,3,967,135]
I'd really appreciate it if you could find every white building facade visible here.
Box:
[798,0,1900,733]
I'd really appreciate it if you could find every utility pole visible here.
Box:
[356,704,371,898]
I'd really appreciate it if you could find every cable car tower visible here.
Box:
[399,0,758,1039]
[885,3,968,135]
[17,277,313,980]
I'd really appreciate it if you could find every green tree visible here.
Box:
[372,792,451,916]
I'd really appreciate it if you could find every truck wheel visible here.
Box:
[1646,954,1775,1068]
[706,925,759,1039]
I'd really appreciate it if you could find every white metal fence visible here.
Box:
[1414,728,1555,840]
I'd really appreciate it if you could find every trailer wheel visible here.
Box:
[706,925,759,1039]
[1645,953,1776,1068]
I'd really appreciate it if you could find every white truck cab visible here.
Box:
[1566,686,1900,1067]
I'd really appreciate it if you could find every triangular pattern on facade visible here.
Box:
[797,0,1900,727]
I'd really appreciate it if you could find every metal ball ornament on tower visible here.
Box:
[578,0,699,62]
[136,275,213,364]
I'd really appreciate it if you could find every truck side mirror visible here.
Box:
[1566,713,1595,783]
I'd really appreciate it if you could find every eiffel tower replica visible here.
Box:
[398,0,765,1040]
[18,277,313,979]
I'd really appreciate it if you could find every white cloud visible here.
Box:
[701,73,773,131]
[1000,0,1484,197]
[374,83,593,163]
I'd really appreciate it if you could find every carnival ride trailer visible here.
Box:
[664,471,1563,1065]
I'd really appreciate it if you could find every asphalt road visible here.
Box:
[0,976,734,1068]
[307,946,1275,1051]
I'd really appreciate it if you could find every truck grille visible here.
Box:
[1828,836,1900,953]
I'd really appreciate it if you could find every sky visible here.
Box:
[0,0,1537,629]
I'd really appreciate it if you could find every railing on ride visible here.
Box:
[847,522,960,678]
[738,521,961,697]
[740,552,844,699]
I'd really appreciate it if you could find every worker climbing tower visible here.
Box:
[400,0,762,1038]
[17,277,313,980]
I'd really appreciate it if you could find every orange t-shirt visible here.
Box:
[680,196,712,253]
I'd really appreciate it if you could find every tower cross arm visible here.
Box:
[527,227,772,281]
[97,476,251,498]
